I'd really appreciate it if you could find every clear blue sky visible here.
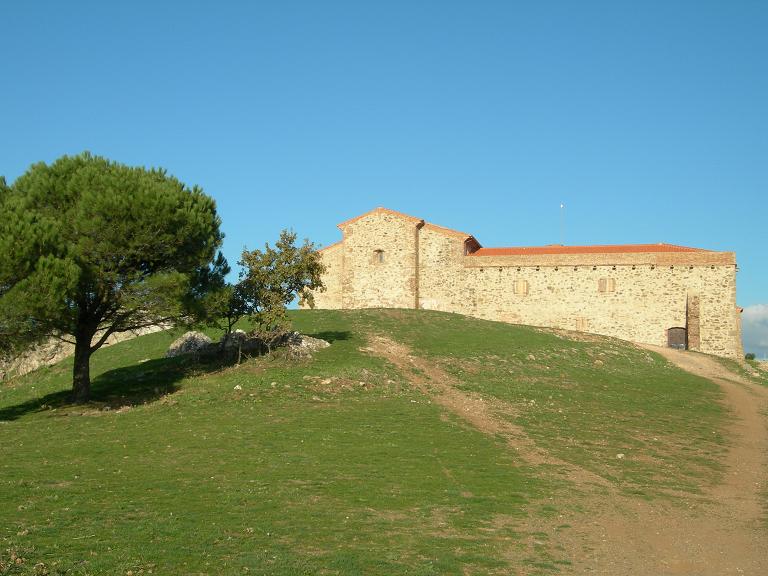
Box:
[2,1,766,352]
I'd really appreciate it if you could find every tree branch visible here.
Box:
[90,324,119,353]
[91,316,174,353]
[50,333,77,346]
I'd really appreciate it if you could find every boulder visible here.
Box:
[166,331,213,358]
[285,332,330,358]
[221,329,248,350]
[291,333,331,353]
[164,330,329,360]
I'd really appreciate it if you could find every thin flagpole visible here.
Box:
[560,202,565,244]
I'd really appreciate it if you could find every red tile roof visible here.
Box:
[470,243,710,256]
[328,209,718,255]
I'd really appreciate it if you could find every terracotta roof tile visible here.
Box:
[470,243,710,256]
[330,209,718,255]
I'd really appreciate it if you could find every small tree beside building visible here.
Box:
[237,230,325,334]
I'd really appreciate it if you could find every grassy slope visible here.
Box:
[0,310,726,575]
[717,357,768,388]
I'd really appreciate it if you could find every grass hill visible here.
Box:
[0,309,741,575]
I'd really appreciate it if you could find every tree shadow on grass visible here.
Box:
[0,333,351,422]
[308,330,352,344]
[0,353,239,422]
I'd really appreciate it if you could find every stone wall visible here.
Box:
[313,242,343,309]
[436,260,741,358]
[309,209,743,359]
[337,210,421,309]
[417,226,467,312]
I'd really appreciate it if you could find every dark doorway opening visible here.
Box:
[667,327,687,350]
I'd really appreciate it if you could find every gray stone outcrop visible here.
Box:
[165,331,213,357]
[0,325,166,381]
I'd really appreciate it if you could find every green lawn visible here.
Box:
[0,309,727,574]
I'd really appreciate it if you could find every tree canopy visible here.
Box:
[238,230,325,332]
[0,153,224,401]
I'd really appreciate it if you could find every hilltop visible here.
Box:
[1,309,766,575]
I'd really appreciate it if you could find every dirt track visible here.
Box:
[557,346,768,575]
[367,335,768,575]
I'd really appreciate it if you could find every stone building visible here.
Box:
[309,207,743,359]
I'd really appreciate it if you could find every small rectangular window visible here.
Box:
[513,279,529,296]
[373,250,384,264]
[576,317,589,331]
[598,278,616,293]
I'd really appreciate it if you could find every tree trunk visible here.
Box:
[72,337,92,403]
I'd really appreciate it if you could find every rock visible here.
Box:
[221,331,330,360]
[165,331,213,358]
[1,325,167,381]
[289,333,330,352]
[284,332,330,358]
[526,354,536,361]
[221,329,247,349]
[616,453,625,459]
[593,359,604,366]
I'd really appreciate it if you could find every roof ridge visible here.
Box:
[482,242,705,249]
[317,240,343,252]
[337,207,475,240]
[471,243,713,256]
[337,207,422,228]
[422,221,475,239]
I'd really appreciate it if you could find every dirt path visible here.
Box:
[644,345,768,526]
[366,334,768,575]
[365,335,611,488]
[556,346,768,575]
[562,345,768,575]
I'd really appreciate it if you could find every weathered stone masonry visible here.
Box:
[309,208,743,359]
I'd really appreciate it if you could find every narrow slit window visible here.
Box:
[373,249,384,264]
